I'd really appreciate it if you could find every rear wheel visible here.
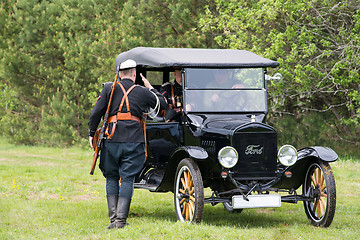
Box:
[303,160,336,227]
[174,158,204,223]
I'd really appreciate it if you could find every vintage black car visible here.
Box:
[115,47,337,227]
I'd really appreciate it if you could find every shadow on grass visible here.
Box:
[130,200,304,228]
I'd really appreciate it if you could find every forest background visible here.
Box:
[0,0,359,157]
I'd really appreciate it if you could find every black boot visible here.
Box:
[106,195,118,229]
[115,197,131,228]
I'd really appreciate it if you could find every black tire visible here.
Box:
[174,158,204,223]
[303,160,336,227]
[223,202,243,213]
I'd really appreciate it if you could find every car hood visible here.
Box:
[187,114,274,136]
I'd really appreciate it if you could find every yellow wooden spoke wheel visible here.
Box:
[303,160,336,227]
[174,158,204,223]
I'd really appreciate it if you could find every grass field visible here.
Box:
[1,138,359,239]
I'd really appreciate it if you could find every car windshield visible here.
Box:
[183,68,267,112]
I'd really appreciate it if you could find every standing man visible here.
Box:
[88,59,167,229]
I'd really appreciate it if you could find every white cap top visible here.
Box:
[119,59,137,70]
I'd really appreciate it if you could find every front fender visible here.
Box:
[298,146,338,162]
[155,146,208,192]
[176,146,209,160]
[273,146,337,190]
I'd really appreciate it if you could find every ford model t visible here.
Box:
[115,47,337,227]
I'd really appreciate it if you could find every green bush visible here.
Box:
[269,112,360,158]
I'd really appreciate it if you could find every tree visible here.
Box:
[0,0,214,145]
[115,0,211,49]
[0,0,126,145]
[199,0,360,142]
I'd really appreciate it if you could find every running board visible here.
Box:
[134,183,158,192]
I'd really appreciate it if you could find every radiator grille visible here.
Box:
[232,132,277,179]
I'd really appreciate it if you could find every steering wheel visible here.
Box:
[214,90,247,111]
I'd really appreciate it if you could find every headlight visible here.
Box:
[218,146,238,168]
[278,145,298,166]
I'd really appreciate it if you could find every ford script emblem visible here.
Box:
[245,145,264,155]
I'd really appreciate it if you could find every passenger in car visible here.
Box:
[160,69,183,121]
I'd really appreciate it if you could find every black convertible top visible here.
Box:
[115,47,279,69]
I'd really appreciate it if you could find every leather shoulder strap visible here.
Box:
[117,82,137,113]
[170,83,175,106]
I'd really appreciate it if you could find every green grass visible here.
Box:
[0,138,359,239]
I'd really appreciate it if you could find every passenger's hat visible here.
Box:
[119,59,137,70]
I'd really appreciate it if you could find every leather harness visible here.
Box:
[170,83,176,107]
[105,82,142,139]
[170,83,182,113]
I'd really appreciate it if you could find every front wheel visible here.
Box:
[174,158,204,223]
[303,160,336,227]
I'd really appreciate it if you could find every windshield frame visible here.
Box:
[182,68,268,114]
